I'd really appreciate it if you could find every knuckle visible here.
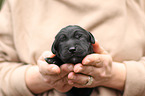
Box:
[87,68,94,75]
[94,70,105,79]
[99,71,111,79]
[99,72,106,78]
[39,67,46,75]
[82,66,94,76]
[43,78,51,83]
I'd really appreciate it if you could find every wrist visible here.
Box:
[103,62,126,91]
[25,65,52,94]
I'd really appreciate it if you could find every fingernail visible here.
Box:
[75,66,83,73]
[70,75,76,80]
[68,65,73,71]
[52,67,59,73]
[83,60,90,65]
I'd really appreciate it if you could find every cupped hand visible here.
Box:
[37,51,74,92]
[68,40,113,88]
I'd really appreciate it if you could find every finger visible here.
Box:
[68,72,89,86]
[61,64,74,72]
[82,54,103,67]
[92,40,108,54]
[39,51,55,61]
[59,64,74,78]
[38,60,60,75]
[55,83,72,93]
[53,76,73,92]
[73,63,102,77]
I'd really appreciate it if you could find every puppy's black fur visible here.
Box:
[45,25,95,96]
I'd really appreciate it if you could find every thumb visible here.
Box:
[92,40,108,54]
[39,51,55,61]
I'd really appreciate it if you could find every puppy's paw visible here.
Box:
[45,56,64,66]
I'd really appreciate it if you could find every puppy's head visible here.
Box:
[52,25,95,64]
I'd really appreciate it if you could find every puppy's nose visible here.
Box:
[69,47,76,53]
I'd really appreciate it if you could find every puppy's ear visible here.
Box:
[87,31,95,44]
[51,40,57,54]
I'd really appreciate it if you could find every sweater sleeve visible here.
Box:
[0,1,33,96]
[123,0,145,95]
[123,58,145,96]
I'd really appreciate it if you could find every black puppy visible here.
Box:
[45,25,95,96]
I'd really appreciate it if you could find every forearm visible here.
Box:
[0,62,33,96]
[103,62,126,91]
[25,65,53,94]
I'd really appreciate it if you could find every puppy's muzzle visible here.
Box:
[69,47,76,53]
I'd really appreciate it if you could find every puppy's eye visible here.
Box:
[75,34,82,39]
[59,35,67,41]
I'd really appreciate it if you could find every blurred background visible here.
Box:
[0,0,4,10]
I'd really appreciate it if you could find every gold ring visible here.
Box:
[85,76,93,86]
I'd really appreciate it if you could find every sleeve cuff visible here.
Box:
[10,65,34,96]
[123,61,145,96]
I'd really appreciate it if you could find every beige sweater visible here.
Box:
[0,0,145,96]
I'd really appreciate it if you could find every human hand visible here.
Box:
[37,51,74,92]
[68,40,113,88]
